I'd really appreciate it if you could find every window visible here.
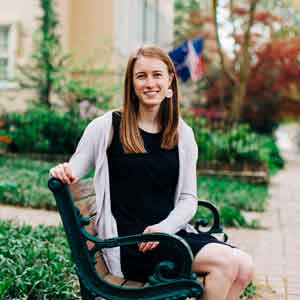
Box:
[142,0,159,44]
[115,0,160,56]
[0,22,19,89]
[0,25,10,81]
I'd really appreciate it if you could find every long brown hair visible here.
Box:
[121,45,180,153]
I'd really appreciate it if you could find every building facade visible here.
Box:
[0,0,174,111]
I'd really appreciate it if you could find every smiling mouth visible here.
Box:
[144,91,159,96]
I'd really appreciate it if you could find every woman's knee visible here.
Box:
[193,244,239,283]
[233,249,254,288]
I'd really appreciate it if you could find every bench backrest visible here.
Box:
[69,178,150,287]
[69,178,110,277]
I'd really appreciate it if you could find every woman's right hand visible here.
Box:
[49,162,77,184]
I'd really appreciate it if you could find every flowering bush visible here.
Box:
[2,105,90,154]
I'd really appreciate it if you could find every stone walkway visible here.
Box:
[228,125,300,300]
[0,204,61,227]
[1,125,300,299]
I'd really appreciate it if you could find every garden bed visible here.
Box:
[0,220,78,300]
[197,161,268,183]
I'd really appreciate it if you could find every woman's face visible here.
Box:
[132,56,173,110]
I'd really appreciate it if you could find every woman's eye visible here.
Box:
[137,75,145,79]
[154,73,162,77]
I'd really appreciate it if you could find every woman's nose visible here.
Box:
[145,76,156,87]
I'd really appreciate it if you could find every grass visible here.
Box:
[0,156,56,210]
[196,176,268,227]
[0,220,79,300]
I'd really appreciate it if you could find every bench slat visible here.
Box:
[76,196,97,217]
[95,252,109,276]
[69,178,95,201]
[104,274,126,286]
[122,280,145,288]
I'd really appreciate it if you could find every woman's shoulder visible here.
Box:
[86,111,113,131]
[178,117,198,154]
[79,111,114,143]
[179,117,194,138]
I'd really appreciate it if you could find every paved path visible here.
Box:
[0,204,61,227]
[228,125,300,299]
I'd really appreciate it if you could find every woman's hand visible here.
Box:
[139,225,161,253]
[49,162,77,184]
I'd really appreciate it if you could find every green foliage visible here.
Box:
[185,115,284,174]
[2,105,89,154]
[186,116,263,165]
[196,176,268,227]
[0,221,79,300]
[0,156,55,209]
[258,135,285,176]
[18,0,68,106]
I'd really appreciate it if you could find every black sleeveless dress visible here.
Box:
[107,112,230,281]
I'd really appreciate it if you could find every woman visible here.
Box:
[50,45,253,300]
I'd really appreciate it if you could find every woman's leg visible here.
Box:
[192,243,239,300]
[225,248,254,300]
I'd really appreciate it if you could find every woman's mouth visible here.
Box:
[144,91,159,97]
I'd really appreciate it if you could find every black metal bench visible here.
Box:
[48,177,227,300]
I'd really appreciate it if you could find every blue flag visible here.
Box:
[169,37,204,82]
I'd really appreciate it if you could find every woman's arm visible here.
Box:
[68,121,98,180]
[69,115,113,179]
[49,121,97,183]
[50,113,113,183]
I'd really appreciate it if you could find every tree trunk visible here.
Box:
[230,0,259,121]
[212,0,236,85]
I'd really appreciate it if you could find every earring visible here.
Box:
[166,88,173,99]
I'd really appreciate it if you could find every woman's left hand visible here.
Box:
[139,225,161,253]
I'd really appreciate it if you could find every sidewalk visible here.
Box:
[0,204,60,227]
[228,125,300,300]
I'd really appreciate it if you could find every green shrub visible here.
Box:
[185,114,284,174]
[2,105,90,154]
[258,135,284,175]
[186,116,263,164]
[0,221,78,300]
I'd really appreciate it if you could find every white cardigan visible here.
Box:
[69,111,198,276]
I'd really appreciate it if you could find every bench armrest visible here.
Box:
[193,200,228,242]
[82,229,194,282]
